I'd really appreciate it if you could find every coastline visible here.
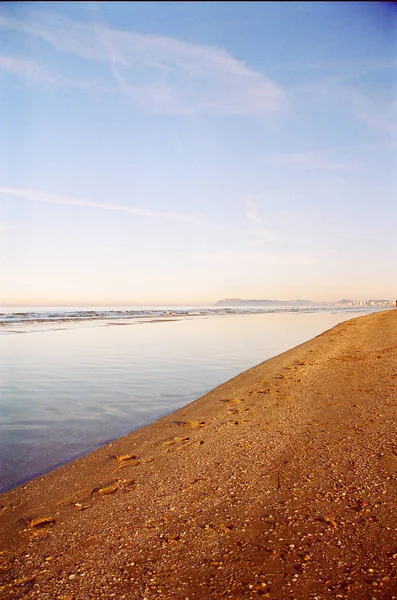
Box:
[1,309,396,598]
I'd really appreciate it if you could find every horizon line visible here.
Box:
[1,298,393,309]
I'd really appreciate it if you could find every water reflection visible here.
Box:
[0,310,375,491]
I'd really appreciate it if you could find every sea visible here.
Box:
[0,304,386,493]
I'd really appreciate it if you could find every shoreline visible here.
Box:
[1,310,396,599]
[0,304,387,331]
[1,309,379,494]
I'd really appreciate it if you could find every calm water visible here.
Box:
[0,307,380,492]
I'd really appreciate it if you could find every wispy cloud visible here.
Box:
[0,12,287,116]
[241,194,278,243]
[289,58,397,84]
[244,194,267,230]
[0,53,99,89]
[0,221,23,232]
[0,187,214,227]
[292,71,397,137]
[261,149,362,171]
[0,55,44,79]
[200,250,318,267]
[338,86,397,136]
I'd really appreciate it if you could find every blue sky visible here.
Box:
[0,2,395,305]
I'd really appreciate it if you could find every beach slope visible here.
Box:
[1,310,396,599]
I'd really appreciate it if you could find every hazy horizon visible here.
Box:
[1,2,395,305]
[1,296,393,310]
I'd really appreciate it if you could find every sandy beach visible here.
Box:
[0,309,396,599]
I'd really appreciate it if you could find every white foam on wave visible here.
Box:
[0,304,382,335]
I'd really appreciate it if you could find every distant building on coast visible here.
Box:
[215,298,394,308]
[334,299,393,307]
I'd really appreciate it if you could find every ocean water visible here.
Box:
[0,306,383,492]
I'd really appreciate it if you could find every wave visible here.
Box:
[0,305,382,331]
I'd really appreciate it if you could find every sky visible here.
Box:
[0,1,396,306]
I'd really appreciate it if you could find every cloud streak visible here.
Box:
[244,194,267,230]
[0,11,287,116]
[0,55,44,79]
[261,149,363,171]
[0,187,214,227]
[291,71,397,137]
[200,250,318,267]
[0,53,100,89]
[340,87,397,136]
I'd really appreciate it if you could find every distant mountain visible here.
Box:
[214,298,323,307]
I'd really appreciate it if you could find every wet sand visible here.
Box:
[1,309,396,599]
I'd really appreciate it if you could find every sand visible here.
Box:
[0,309,396,599]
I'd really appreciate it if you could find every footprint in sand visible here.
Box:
[74,502,93,511]
[115,453,137,462]
[162,436,189,447]
[217,418,249,429]
[116,478,136,492]
[166,440,197,453]
[184,420,207,428]
[248,388,272,396]
[163,437,204,453]
[91,478,135,496]
[171,419,208,429]
[220,398,245,404]
[113,455,154,473]
[28,516,55,529]
[97,483,119,495]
